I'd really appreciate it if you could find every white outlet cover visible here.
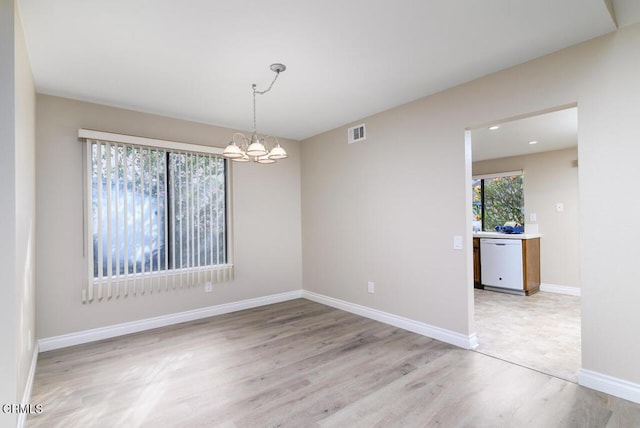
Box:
[367,281,375,293]
[453,235,463,250]
[530,212,537,222]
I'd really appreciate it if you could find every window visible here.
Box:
[81,130,233,302]
[472,171,524,232]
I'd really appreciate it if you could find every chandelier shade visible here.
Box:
[233,152,250,162]
[268,142,288,160]
[222,141,244,159]
[257,154,276,164]
[246,135,268,157]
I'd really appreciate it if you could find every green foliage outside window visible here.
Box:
[484,175,524,231]
[473,174,524,232]
[472,178,482,221]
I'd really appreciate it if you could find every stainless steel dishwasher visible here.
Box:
[480,238,523,292]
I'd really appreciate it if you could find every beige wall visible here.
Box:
[301,23,640,384]
[0,2,17,425]
[473,148,580,288]
[0,1,37,426]
[35,95,302,338]
[14,0,36,412]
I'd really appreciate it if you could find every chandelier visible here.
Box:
[222,63,288,164]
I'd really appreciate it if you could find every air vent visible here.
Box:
[348,124,366,144]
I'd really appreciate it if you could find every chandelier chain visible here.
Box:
[255,70,281,95]
[252,71,281,134]
[253,86,257,133]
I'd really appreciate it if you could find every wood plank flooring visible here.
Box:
[474,289,581,382]
[28,299,640,427]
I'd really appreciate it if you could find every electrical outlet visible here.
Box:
[204,282,213,293]
[367,281,375,294]
[453,235,463,250]
[530,212,537,222]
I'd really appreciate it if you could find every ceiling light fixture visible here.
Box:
[223,63,288,164]
[528,140,538,145]
[489,125,500,130]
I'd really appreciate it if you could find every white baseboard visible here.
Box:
[38,290,303,352]
[31,287,640,407]
[17,345,39,428]
[37,289,477,353]
[302,290,478,350]
[579,369,640,404]
[540,283,581,296]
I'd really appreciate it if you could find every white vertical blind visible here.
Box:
[123,144,129,297]
[82,136,233,303]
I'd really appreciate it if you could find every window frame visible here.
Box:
[80,129,234,303]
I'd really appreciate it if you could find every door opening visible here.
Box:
[467,106,581,383]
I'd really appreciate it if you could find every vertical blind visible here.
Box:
[83,135,233,303]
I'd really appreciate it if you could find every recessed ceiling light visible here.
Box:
[489,125,500,130]
[529,140,538,145]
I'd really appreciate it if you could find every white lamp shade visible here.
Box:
[222,141,243,159]
[246,135,267,157]
[256,154,276,164]
[268,143,288,160]
[232,152,250,162]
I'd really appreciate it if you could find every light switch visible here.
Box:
[453,235,463,250]
[556,203,564,212]
[530,212,537,222]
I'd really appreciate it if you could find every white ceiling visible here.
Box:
[471,107,577,161]
[17,1,639,141]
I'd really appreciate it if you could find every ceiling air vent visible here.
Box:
[348,123,366,144]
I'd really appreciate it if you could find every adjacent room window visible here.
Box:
[472,171,524,231]
[81,130,233,302]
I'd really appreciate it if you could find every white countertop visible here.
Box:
[473,232,541,240]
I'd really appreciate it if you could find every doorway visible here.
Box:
[468,106,581,382]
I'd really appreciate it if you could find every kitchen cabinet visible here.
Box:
[522,238,541,295]
[473,233,540,295]
[473,238,482,289]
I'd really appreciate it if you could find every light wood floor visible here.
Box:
[474,289,581,382]
[28,299,639,427]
